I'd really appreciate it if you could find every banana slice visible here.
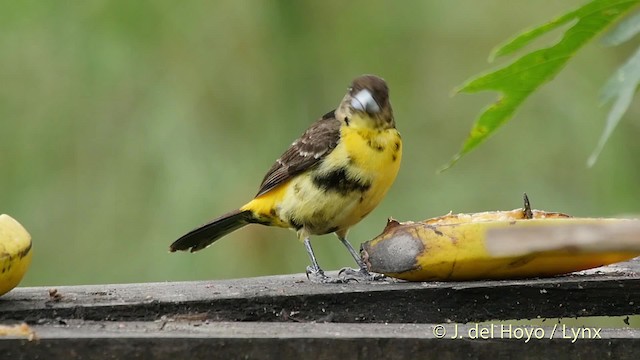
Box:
[361,196,640,281]
[0,215,33,296]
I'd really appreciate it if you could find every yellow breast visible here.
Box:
[332,125,402,225]
[279,124,401,234]
[242,122,402,237]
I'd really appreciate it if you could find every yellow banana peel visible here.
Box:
[361,206,640,281]
[0,214,33,296]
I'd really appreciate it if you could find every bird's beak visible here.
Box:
[351,89,381,114]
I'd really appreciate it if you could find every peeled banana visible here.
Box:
[361,202,640,281]
[0,214,33,296]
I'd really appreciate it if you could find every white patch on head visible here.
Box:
[351,89,380,113]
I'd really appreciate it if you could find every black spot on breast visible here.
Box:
[289,217,303,231]
[391,154,397,162]
[348,155,359,167]
[394,141,400,151]
[367,139,385,152]
[312,168,371,195]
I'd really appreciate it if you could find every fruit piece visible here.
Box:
[361,204,640,281]
[0,323,37,340]
[0,214,33,296]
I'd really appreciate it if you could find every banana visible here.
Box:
[0,214,33,296]
[361,204,640,281]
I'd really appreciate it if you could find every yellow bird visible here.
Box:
[170,75,402,282]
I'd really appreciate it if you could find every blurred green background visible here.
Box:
[1,1,638,286]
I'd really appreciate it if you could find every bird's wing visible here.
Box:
[255,110,341,197]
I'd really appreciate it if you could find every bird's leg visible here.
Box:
[304,237,326,279]
[304,237,345,283]
[337,235,386,281]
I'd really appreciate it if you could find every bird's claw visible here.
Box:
[338,267,387,282]
[306,266,350,284]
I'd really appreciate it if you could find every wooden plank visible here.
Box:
[2,259,639,324]
[5,320,640,339]
[1,322,639,360]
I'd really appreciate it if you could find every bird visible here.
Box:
[170,74,402,283]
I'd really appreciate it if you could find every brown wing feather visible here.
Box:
[255,110,341,197]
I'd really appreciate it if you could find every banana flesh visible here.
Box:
[361,208,640,281]
[0,214,33,296]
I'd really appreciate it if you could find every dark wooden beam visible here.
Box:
[1,322,639,360]
[2,259,639,324]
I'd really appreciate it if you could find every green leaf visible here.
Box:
[587,45,640,167]
[441,0,640,172]
[489,14,577,61]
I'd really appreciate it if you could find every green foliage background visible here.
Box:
[1,1,639,286]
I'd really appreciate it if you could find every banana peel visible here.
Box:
[0,214,33,296]
[361,201,640,281]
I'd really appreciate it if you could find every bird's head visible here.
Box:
[336,75,394,130]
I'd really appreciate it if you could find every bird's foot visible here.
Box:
[306,266,350,284]
[338,267,387,282]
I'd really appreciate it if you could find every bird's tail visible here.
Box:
[170,209,255,253]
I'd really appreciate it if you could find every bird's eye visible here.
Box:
[344,117,350,126]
